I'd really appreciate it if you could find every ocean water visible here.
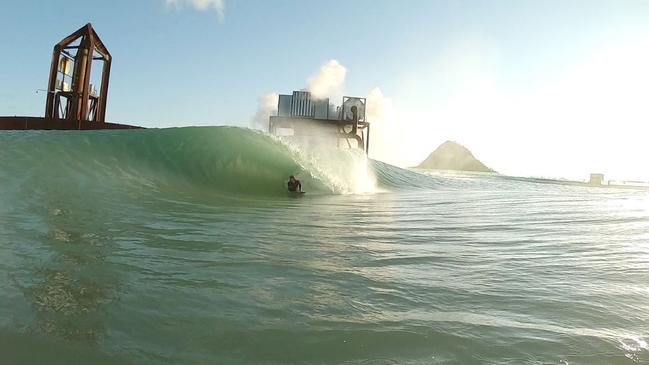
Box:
[1,127,648,364]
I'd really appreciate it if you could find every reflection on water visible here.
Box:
[16,191,121,345]
[1,174,649,364]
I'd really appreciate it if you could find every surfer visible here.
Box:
[287,176,302,192]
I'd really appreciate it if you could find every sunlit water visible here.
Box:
[1,128,648,364]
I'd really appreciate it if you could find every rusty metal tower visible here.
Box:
[45,23,111,123]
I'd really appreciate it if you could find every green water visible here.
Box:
[1,127,648,364]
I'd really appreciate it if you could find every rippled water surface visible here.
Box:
[1,128,648,364]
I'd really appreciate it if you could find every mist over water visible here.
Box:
[1,126,648,364]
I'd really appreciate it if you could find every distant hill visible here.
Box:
[417,141,495,173]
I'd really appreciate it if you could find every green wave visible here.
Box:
[0,126,445,200]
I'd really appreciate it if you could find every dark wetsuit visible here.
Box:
[288,179,301,192]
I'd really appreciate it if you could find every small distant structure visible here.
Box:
[589,173,605,186]
[0,23,140,130]
[268,91,370,154]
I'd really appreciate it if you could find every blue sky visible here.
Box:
[1,0,425,125]
[2,1,649,180]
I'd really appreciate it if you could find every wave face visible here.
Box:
[2,126,648,365]
[0,126,439,198]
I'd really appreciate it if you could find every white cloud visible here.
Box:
[250,93,279,131]
[166,0,225,21]
[307,60,347,100]
[365,87,403,165]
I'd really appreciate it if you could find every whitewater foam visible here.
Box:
[276,137,379,194]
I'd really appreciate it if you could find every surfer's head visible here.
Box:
[289,175,295,182]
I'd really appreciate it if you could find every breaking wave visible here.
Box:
[0,126,441,199]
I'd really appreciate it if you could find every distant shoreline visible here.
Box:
[414,168,649,191]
